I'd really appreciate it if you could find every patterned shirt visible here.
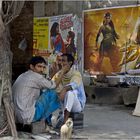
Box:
[12,70,56,124]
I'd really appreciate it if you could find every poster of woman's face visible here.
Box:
[49,14,76,57]
[83,5,140,75]
[33,14,78,67]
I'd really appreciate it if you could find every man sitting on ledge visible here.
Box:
[12,56,68,125]
[52,53,86,123]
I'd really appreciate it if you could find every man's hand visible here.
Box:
[59,85,72,101]
[59,88,67,101]
[61,64,70,74]
[54,65,70,87]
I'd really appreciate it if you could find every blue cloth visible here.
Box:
[33,89,60,122]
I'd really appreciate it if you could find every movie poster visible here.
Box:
[33,17,50,58]
[83,5,140,75]
[47,14,79,74]
[49,14,77,60]
[33,14,78,61]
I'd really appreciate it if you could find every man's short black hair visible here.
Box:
[29,56,47,66]
[62,53,75,67]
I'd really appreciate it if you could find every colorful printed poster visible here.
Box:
[83,5,140,75]
[49,14,77,57]
[33,17,50,58]
[48,14,78,68]
[33,14,78,62]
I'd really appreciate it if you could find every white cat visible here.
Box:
[60,118,73,140]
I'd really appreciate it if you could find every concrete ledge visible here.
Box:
[16,120,46,134]
[122,86,139,105]
[70,112,84,129]
[85,85,139,105]
[31,120,46,134]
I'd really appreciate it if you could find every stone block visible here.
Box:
[31,120,46,134]
[70,112,84,129]
[85,85,124,104]
[85,85,139,105]
[16,120,46,134]
[122,86,139,105]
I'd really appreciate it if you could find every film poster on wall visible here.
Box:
[83,5,140,75]
[48,14,78,65]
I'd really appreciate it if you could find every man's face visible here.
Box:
[56,56,62,69]
[30,63,46,75]
[61,56,71,73]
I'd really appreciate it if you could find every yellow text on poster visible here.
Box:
[33,17,49,56]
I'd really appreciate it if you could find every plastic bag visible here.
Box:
[18,38,27,51]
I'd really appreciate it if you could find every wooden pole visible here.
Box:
[3,97,18,138]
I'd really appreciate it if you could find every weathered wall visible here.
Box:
[34,1,62,17]
[34,1,45,17]
[33,0,140,84]
[10,1,140,81]
[10,1,61,81]
[10,1,33,80]
[44,1,60,16]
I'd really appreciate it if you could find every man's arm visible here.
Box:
[37,66,68,89]
[59,85,72,101]
[54,71,65,87]
[59,71,82,101]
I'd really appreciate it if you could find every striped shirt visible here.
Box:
[12,70,56,124]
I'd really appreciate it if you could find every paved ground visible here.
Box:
[2,104,140,140]
[74,104,140,140]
